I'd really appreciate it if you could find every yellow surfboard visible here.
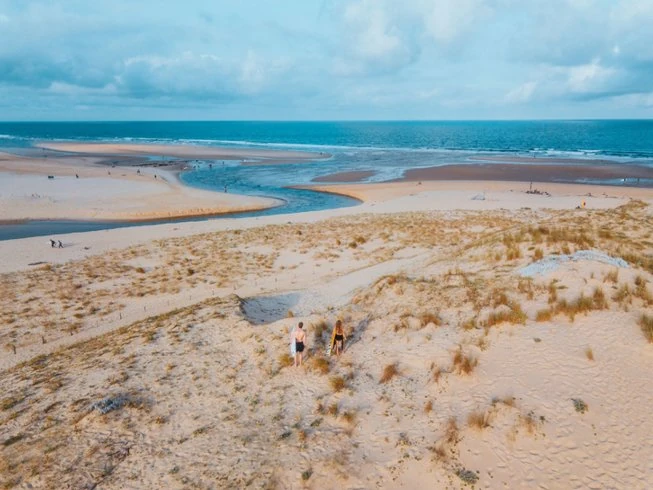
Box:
[326,326,337,357]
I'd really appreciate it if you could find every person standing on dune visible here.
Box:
[334,320,346,357]
[294,322,306,367]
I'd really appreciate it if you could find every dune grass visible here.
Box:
[639,314,653,343]
[379,363,399,384]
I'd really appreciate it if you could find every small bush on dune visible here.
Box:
[467,409,490,430]
[555,290,607,321]
[432,365,443,383]
[419,312,442,327]
[640,314,653,343]
[380,363,399,383]
[533,248,544,261]
[330,376,346,392]
[535,309,553,322]
[461,317,477,330]
[485,301,527,327]
[310,356,331,375]
[278,353,294,368]
[604,268,619,283]
[548,280,558,304]
[451,348,478,375]
[592,287,608,309]
[313,319,328,339]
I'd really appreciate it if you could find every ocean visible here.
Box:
[1,120,652,240]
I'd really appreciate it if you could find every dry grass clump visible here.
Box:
[604,268,619,283]
[639,314,653,343]
[572,398,589,414]
[585,347,594,361]
[341,410,357,424]
[467,409,491,430]
[310,356,330,375]
[428,416,460,462]
[451,348,478,375]
[634,275,652,304]
[419,312,442,327]
[379,363,399,384]
[313,319,328,339]
[461,317,477,330]
[278,353,294,368]
[533,248,544,261]
[424,400,433,413]
[535,309,553,322]
[484,301,527,327]
[492,395,516,408]
[548,280,558,304]
[555,288,608,321]
[431,364,443,383]
[329,376,346,392]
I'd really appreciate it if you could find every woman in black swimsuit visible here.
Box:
[334,319,345,357]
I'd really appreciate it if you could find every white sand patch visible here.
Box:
[519,250,630,277]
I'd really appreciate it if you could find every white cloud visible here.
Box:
[421,0,490,43]
[504,82,537,103]
[567,58,615,93]
[333,0,417,75]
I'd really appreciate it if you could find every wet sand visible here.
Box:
[38,142,329,162]
[312,170,377,183]
[398,163,653,184]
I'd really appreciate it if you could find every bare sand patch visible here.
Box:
[0,152,280,221]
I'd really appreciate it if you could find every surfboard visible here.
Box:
[326,326,337,357]
[290,326,296,356]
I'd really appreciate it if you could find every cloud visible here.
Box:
[421,0,490,43]
[504,82,537,103]
[0,0,651,119]
[567,59,616,93]
[332,0,418,75]
[330,0,491,76]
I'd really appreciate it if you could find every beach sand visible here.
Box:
[1,149,653,489]
[0,151,280,221]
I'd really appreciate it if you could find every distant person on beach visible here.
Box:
[334,319,345,356]
[49,239,56,248]
[58,240,63,248]
[294,322,306,367]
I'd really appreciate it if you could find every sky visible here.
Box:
[0,0,652,120]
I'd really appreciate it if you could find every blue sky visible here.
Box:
[0,0,652,120]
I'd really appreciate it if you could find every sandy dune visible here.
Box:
[1,184,652,489]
